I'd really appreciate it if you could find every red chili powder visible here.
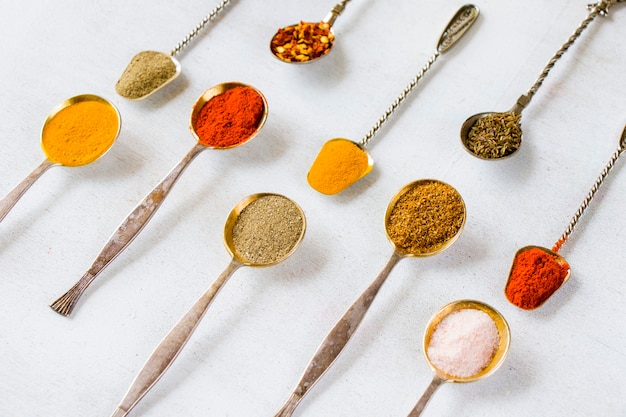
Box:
[193,86,265,148]
[505,247,570,310]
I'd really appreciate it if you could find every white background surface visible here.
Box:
[1,0,625,416]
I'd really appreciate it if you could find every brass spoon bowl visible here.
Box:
[407,300,511,416]
[270,0,350,64]
[0,94,120,223]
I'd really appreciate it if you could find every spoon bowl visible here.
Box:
[424,299,510,382]
[407,300,510,416]
[0,94,120,223]
[460,108,523,160]
[270,0,350,64]
[190,82,269,149]
[115,51,181,100]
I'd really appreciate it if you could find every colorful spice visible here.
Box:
[270,21,335,63]
[307,139,370,195]
[232,194,305,265]
[505,247,570,310]
[386,180,465,255]
[427,308,500,378]
[115,51,178,99]
[466,111,522,159]
[42,99,119,167]
[193,86,265,148]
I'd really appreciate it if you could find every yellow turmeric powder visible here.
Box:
[41,97,120,167]
[307,138,372,195]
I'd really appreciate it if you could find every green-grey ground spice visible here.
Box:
[386,180,465,255]
[232,195,304,265]
[467,111,522,158]
[115,51,178,99]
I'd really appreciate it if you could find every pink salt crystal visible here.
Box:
[427,308,499,378]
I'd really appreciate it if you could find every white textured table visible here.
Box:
[1,1,625,416]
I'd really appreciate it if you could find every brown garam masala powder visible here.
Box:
[386,180,465,255]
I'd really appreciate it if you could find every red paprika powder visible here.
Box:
[193,86,265,148]
[505,247,570,310]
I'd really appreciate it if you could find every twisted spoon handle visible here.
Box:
[0,159,54,223]
[50,143,206,316]
[110,260,241,417]
[359,4,479,148]
[170,0,233,56]
[552,123,626,252]
[406,375,446,417]
[523,0,618,105]
[273,251,402,417]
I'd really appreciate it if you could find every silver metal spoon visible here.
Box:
[109,193,305,417]
[115,0,234,99]
[269,0,351,63]
[460,0,624,160]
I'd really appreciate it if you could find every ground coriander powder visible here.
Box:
[232,195,304,265]
[115,51,178,99]
[386,180,465,254]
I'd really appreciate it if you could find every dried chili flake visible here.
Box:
[270,21,335,63]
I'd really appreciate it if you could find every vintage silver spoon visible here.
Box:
[272,179,466,417]
[269,0,351,63]
[115,0,233,99]
[109,193,305,417]
[406,300,510,416]
[505,122,626,309]
[307,4,479,194]
[460,0,624,160]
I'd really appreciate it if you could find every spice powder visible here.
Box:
[386,180,465,255]
[115,51,178,99]
[231,195,304,265]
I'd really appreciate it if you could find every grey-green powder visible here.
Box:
[115,51,178,99]
[232,195,304,265]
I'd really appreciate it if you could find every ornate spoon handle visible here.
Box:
[519,0,621,109]
[110,260,241,417]
[50,143,206,316]
[170,0,233,56]
[552,123,626,252]
[359,4,479,148]
[273,251,403,417]
[0,159,54,223]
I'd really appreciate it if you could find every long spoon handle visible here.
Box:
[170,0,233,56]
[110,259,241,417]
[552,123,626,252]
[406,375,446,417]
[50,143,206,316]
[523,0,619,105]
[273,251,403,417]
[0,159,54,223]
[359,4,479,148]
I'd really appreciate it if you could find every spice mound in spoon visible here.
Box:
[115,51,180,100]
[386,180,465,255]
[427,308,500,378]
[505,246,570,310]
[465,111,522,159]
[270,21,335,63]
[229,194,305,266]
